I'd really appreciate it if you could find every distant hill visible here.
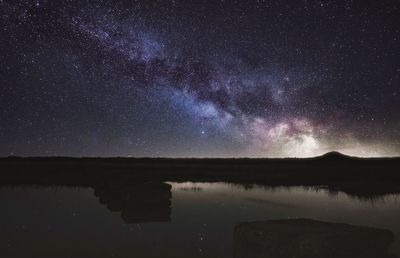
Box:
[320,151,349,158]
[314,151,352,160]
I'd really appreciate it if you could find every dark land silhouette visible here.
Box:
[234,219,396,258]
[0,152,399,198]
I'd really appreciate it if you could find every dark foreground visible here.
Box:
[0,153,399,257]
[234,219,395,258]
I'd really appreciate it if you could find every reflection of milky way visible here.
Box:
[1,0,400,157]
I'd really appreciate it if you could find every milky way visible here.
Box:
[1,0,399,157]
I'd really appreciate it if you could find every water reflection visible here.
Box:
[94,182,172,223]
[0,181,399,257]
[225,182,400,202]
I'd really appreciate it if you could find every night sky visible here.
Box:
[1,0,399,157]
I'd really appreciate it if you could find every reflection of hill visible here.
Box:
[234,219,396,258]
[94,182,172,223]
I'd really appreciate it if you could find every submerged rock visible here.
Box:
[234,219,396,258]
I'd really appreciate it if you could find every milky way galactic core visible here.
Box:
[1,0,399,157]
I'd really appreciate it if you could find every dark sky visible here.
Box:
[1,0,399,157]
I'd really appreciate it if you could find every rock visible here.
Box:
[234,219,396,258]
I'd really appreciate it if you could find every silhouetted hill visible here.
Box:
[319,151,350,159]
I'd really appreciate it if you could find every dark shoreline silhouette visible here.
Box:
[1,152,399,198]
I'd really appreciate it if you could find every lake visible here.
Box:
[0,182,399,257]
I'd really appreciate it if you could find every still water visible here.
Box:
[0,182,399,257]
